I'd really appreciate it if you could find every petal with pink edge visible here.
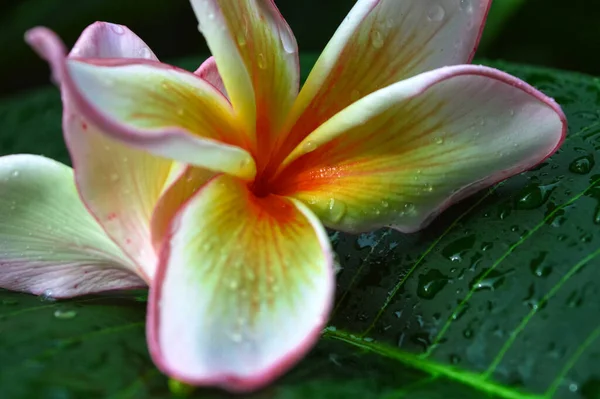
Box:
[276,0,492,158]
[190,0,299,157]
[274,66,566,233]
[70,22,158,60]
[194,56,228,99]
[0,155,144,298]
[148,175,334,392]
[50,22,178,280]
[26,27,256,180]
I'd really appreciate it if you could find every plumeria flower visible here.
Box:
[1,0,565,392]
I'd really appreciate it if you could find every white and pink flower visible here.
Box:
[0,0,565,393]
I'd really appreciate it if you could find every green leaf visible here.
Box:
[1,56,600,399]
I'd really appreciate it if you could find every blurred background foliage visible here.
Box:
[0,0,597,97]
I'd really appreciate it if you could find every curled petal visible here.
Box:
[275,0,491,159]
[275,65,566,232]
[194,56,228,100]
[46,22,177,279]
[148,175,333,392]
[190,0,300,159]
[26,27,256,180]
[70,22,158,60]
[0,155,144,298]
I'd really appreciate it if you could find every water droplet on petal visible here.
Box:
[11,170,19,178]
[328,198,347,223]
[303,141,317,153]
[230,332,243,343]
[278,21,297,54]
[427,5,445,22]
[434,137,444,145]
[236,32,247,46]
[54,309,77,319]
[459,0,472,10]
[370,30,384,49]
[110,24,125,35]
[138,47,152,58]
[257,53,267,70]
[207,12,215,20]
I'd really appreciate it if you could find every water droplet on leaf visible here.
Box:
[417,269,448,299]
[569,154,595,175]
[54,309,77,320]
[168,378,196,397]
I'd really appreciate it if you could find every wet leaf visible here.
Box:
[1,56,600,398]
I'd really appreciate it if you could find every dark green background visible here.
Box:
[0,0,598,97]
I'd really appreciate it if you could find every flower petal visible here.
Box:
[150,166,215,249]
[190,0,300,159]
[194,56,228,99]
[274,66,566,233]
[26,27,256,180]
[0,155,144,298]
[147,175,334,392]
[276,0,491,158]
[38,23,178,280]
[70,22,158,60]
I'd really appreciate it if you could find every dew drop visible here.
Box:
[40,289,56,302]
[11,170,19,178]
[417,269,448,299]
[230,332,243,343]
[278,23,297,54]
[529,252,551,277]
[434,137,444,145]
[427,4,446,22]
[257,53,267,70]
[207,12,215,20]
[515,182,558,210]
[569,154,595,175]
[328,198,347,223]
[470,268,513,291]
[168,379,196,396]
[54,309,77,320]
[459,0,471,10]
[229,280,239,290]
[381,200,389,208]
[236,32,247,46]
[370,30,384,49]
[110,24,125,35]
[303,141,317,153]
[138,47,152,58]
